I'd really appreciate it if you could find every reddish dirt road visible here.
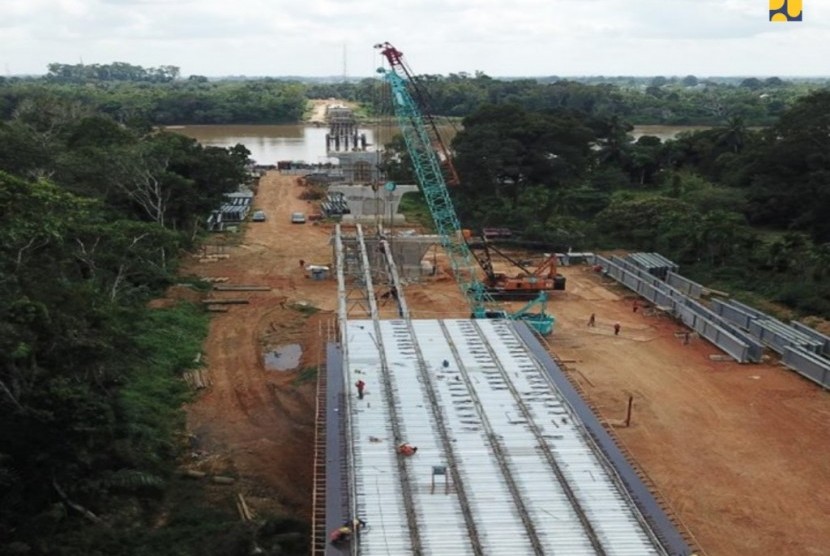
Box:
[183,172,336,519]
[183,173,829,554]
[545,266,830,555]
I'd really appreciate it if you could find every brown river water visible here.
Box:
[168,124,708,164]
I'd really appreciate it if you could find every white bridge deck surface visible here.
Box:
[345,318,664,556]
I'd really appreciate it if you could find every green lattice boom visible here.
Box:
[381,68,497,317]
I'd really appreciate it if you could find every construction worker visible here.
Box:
[614,322,621,336]
[330,524,352,545]
[355,379,366,400]
[587,313,596,327]
[397,443,418,456]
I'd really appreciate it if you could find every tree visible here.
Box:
[745,91,830,241]
[452,104,596,222]
[739,78,762,90]
[681,75,699,87]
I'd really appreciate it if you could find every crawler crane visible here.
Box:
[375,42,554,334]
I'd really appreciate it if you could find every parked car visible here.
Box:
[251,210,267,222]
[290,212,306,224]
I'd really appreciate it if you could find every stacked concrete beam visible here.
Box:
[790,321,830,357]
[594,255,756,363]
[626,252,679,279]
[666,271,705,299]
[748,319,823,356]
[711,298,757,331]
[782,346,830,389]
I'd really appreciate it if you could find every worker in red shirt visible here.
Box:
[397,443,418,456]
[355,379,366,399]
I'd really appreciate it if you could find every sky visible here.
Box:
[1,0,827,77]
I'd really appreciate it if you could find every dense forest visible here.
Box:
[0,87,308,553]
[3,62,827,126]
[1,61,828,555]
[389,90,830,318]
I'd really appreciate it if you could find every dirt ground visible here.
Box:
[544,267,830,556]
[182,172,829,554]
[182,172,337,520]
[307,99,358,125]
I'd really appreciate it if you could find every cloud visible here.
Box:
[0,0,828,76]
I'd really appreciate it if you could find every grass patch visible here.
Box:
[289,301,319,315]
[134,302,210,375]
[176,276,213,292]
[116,303,210,469]
[398,191,434,230]
[293,366,318,386]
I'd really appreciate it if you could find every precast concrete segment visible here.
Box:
[392,319,484,556]
[346,319,672,555]
[437,319,622,555]
[357,318,423,554]
[513,323,693,556]
[436,320,544,555]
[475,320,663,555]
[383,319,485,555]
[466,319,608,555]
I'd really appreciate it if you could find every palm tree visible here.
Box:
[718,116,747,154]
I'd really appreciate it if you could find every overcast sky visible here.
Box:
[1,0,827,77]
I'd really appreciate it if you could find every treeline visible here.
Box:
[0,78,307,126]
[391,90,830,318]
[4,61,825,127]
[0,98,307,553]
[47,62,182,84]
[309,72,823,126]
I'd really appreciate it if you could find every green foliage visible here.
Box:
[293,366,319,386]
[0,78,308,125]
[597,196,695,249]
[398,191,434,229]
[0,104,260,551]
[115,303,207,469]
[45,479,309,556]
[47,62,181,83]
[289,302,319,315]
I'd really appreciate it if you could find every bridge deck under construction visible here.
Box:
[324,318,690,555]
[315,225,691,555]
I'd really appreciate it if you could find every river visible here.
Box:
[168,124,710,164]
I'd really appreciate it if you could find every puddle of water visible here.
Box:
[264,344,302,371]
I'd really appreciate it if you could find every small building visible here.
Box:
[206,188,254,231]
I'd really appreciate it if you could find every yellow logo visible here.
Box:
[770,0,802,21]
